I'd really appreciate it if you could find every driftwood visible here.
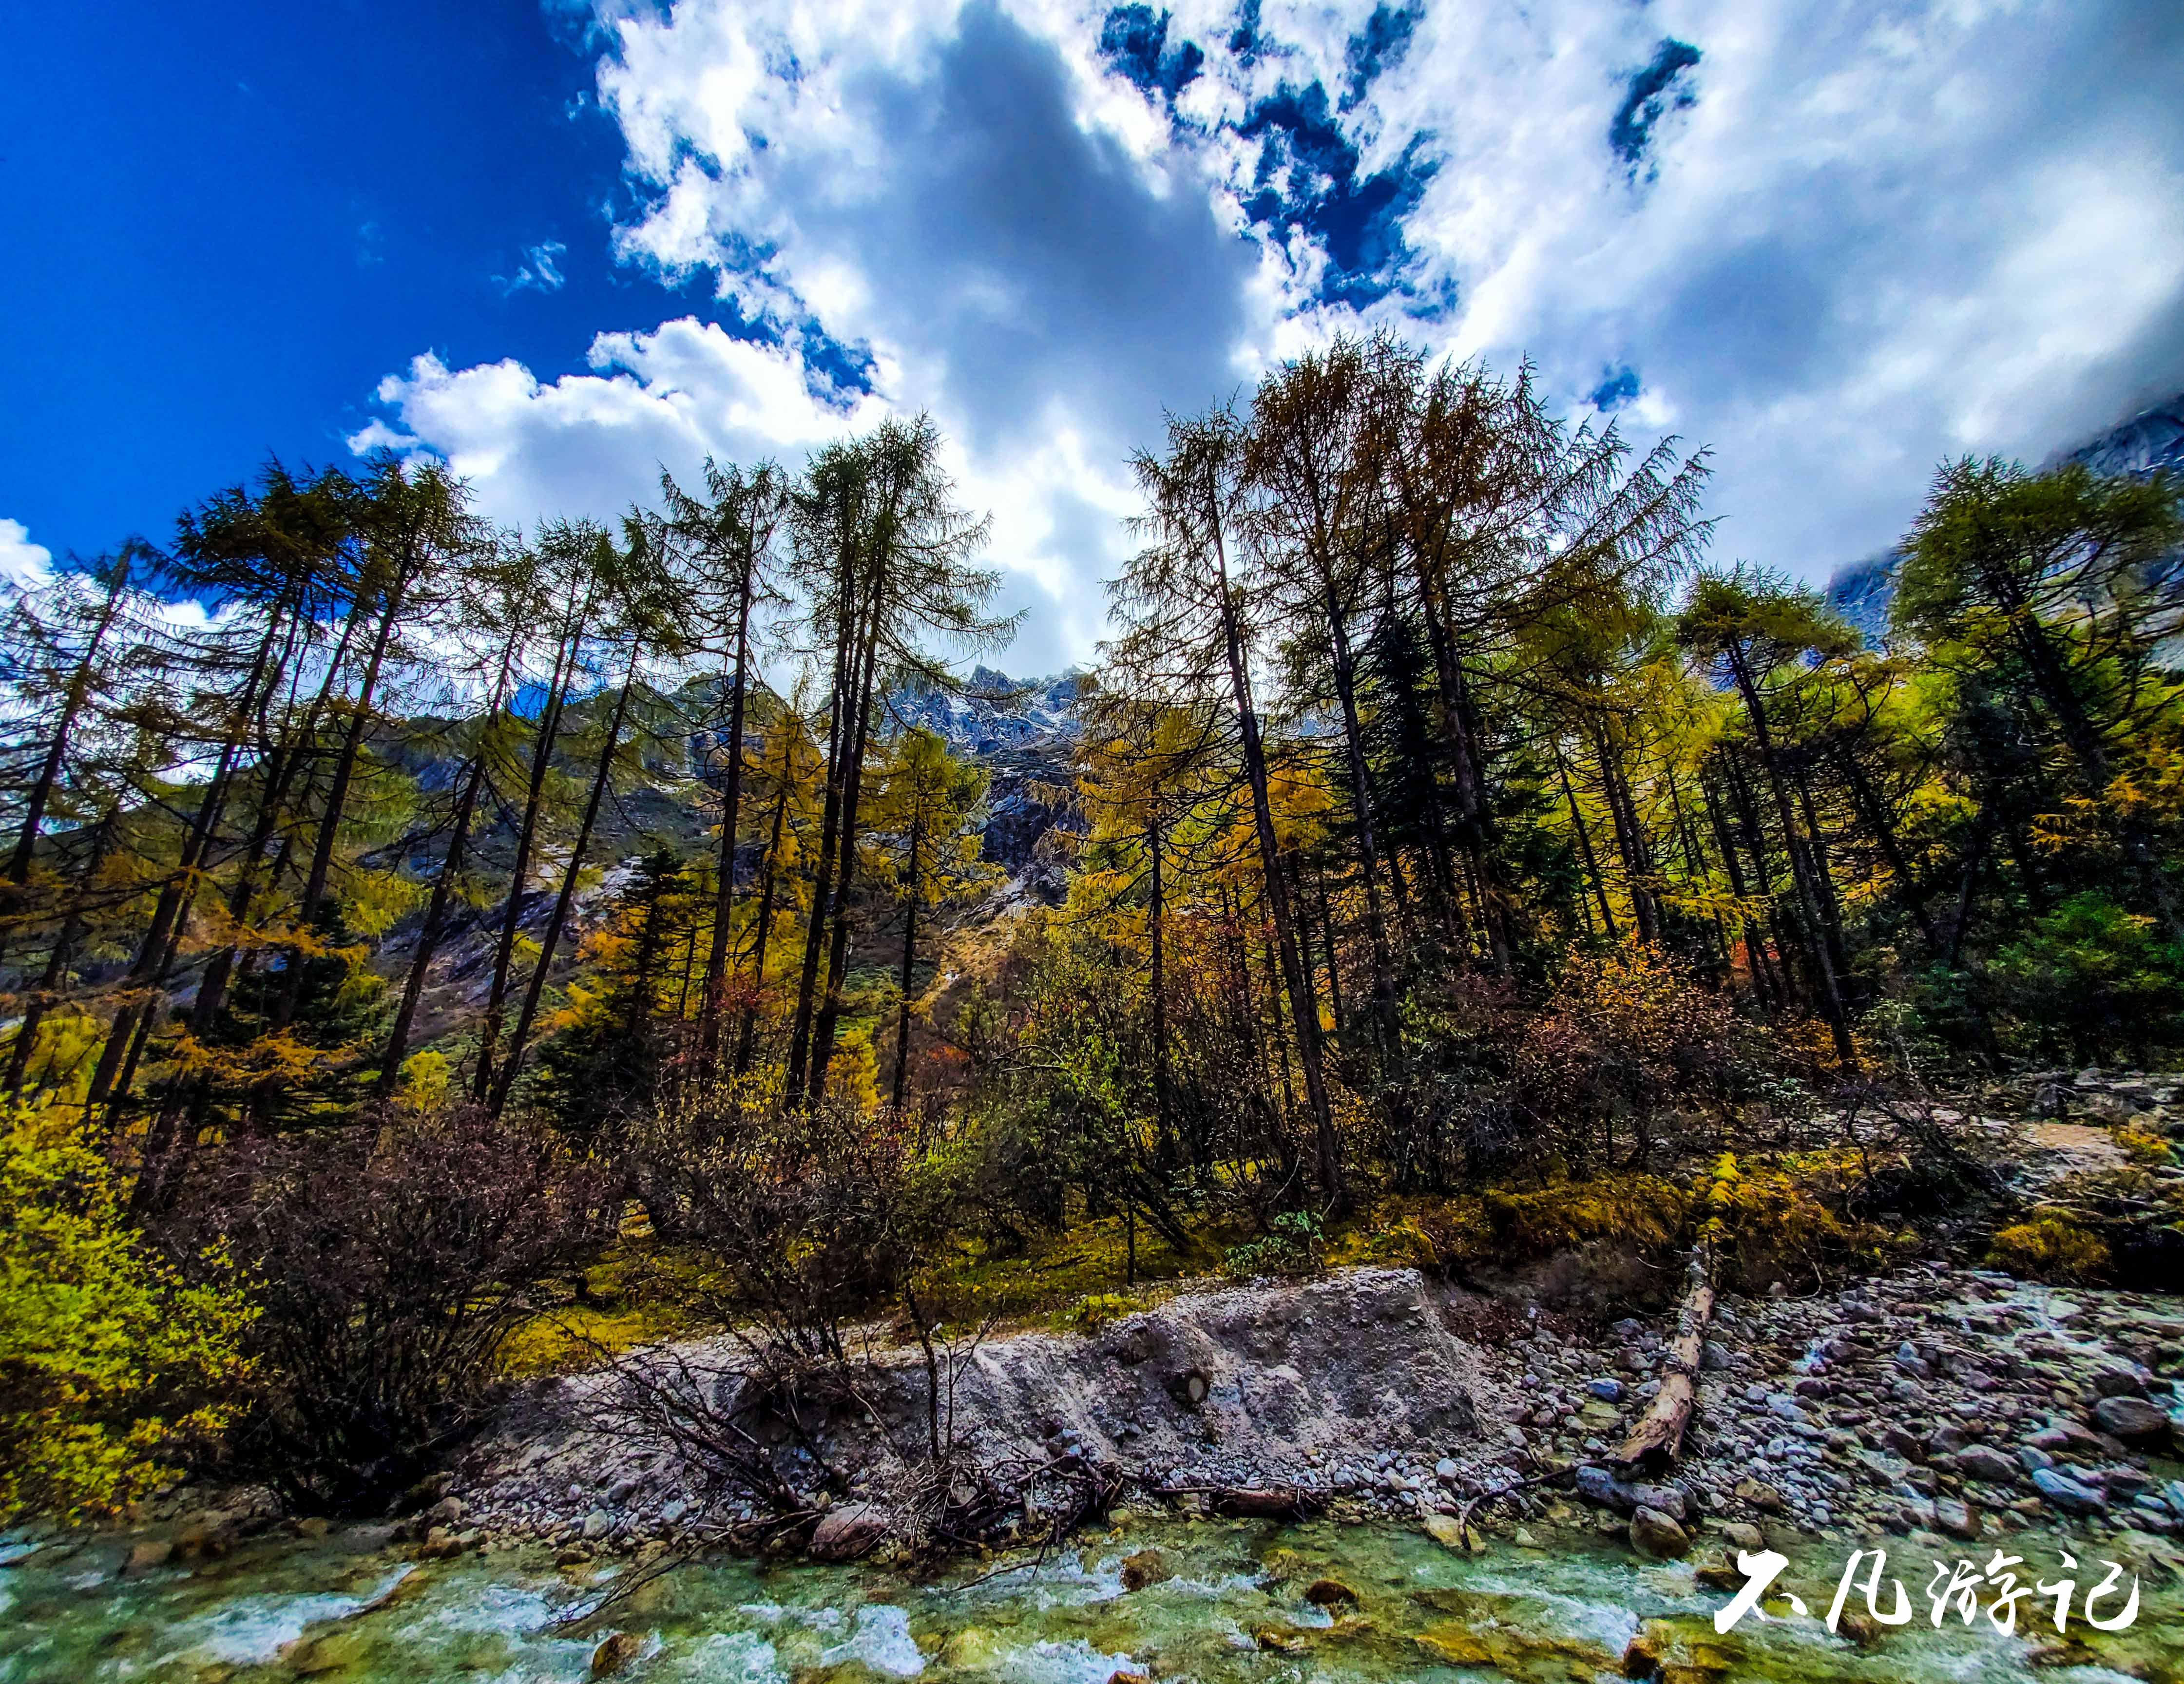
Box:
[1157,1483,1327,1521]
[1611,1244,1715,1472]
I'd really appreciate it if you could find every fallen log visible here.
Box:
[1611,1244,1715,1473]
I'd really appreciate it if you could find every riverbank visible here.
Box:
[9,1503,2184,1682]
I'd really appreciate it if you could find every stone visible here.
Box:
[1933,1497,1979,1541]
[1435,1458,1460,1482]
[590,1631,646,1678]
[657,1498,688,1526]
[295,1516,330,1539]
[1951,1447,2019,1485]
[1303,1578,1360,1607]
[2092,1396,2169,1445]
[1927,1424,1969,1456]
[2106,1465,2152,1501]
[809,1501,891,1562]
[1629,1506,1691,1560]
[1717,1521,1765,1555]
[425,1495,465,1528]
[1633,1484,1686,1523]
[1576,1465,1641,1512]
[1702,1341,1733,1372]
[123,1537,172,1573]
[2019,1446,2055,1474]
[1422,1513,1468,1551]
[1120,1549,1173,1591]
[1733,1478,1787,1514]
[2031,1468,2107,1516]
[2092,1368,2146,1399]
[1880,1425,1924,1460]
[1588,1378,1626,1404]
[581,1508,613,1541]
[2029,1423,2105,1457]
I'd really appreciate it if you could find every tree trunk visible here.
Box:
[733,776,793,1078]
[1555,740,1618,939]
[1209,511,1341,1206]
[1613,1246,1715,1472]
[890,812,923,1111]
[473,617,583,1101]
[699,536,758,1063]
[489,649,641,1113]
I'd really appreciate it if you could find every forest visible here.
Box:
[6,330,2184,1536]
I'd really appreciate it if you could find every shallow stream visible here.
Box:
[5,1516,2180,1683]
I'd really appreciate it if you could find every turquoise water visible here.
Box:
[4,1516,2180,1682]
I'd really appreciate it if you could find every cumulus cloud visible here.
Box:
[0,518,55,593]
[346,0,2184,670]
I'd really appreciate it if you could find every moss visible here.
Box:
[1987,1217,2113,1284]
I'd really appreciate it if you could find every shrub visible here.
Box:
[1696,1151,1901,1293]
[1990,892,2184,1065]
[1482,1174,1689,1261]
[188,1104,604,1512]
[1987,1217,2112,1284]
[1513,944,1737,1170]
[1220,1210,1325,1278]
[0,1100,253,1520]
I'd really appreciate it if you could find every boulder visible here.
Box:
[1950,1447,2019,1485]
[1576,1465,1641,1512]
[1120,1549,1173,1591]
[808,1501,891,1562]
[1629,1507,1691,1560]
[590,1631,646,1678]
[2092,1395,2169,1445]
[1717,1521,1765,1555]
[2031,1467,2107,1516]
[1933,1497,1979,1541]
[1303,1578,1360,1607]
[122,1537,172,1574]
[1732,1478,1787,1514]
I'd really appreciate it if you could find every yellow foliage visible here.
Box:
[396,1050,451,1112]
[1482,1175,1690,1260]
[1068,1292,1145,1330]
[1987,1217,2111,1283]
[1697,1151,1902,1290]
[2117,1125,2173,1165]
[0,1100,256,1520]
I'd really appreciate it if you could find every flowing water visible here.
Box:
[4,1515,2181,1683]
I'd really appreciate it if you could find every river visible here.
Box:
[3,1513,2177,1682]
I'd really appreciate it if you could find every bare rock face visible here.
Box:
[808,1501,892,1562]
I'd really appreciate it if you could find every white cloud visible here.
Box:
[498,239,569,295]
[0,518,55,593]
[350,318,890,529]
[347,0,2184,671]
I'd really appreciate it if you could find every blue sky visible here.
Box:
[8,0,2184,673]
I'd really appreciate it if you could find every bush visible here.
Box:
[1513,944,1737,1170]
[1991,891,2184,1064]
[187,1104,604,1512]
[0,1099,253,1520]
[1987,1217,2112,1284]
[628,1082,932,1367]
[1220,1210,1325,1278]
[1696,1151,1902,1293]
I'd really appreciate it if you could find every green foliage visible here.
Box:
[0,1100,254,1520]
[1990,891,2184,1062]
[1220,1209,1325,1278]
